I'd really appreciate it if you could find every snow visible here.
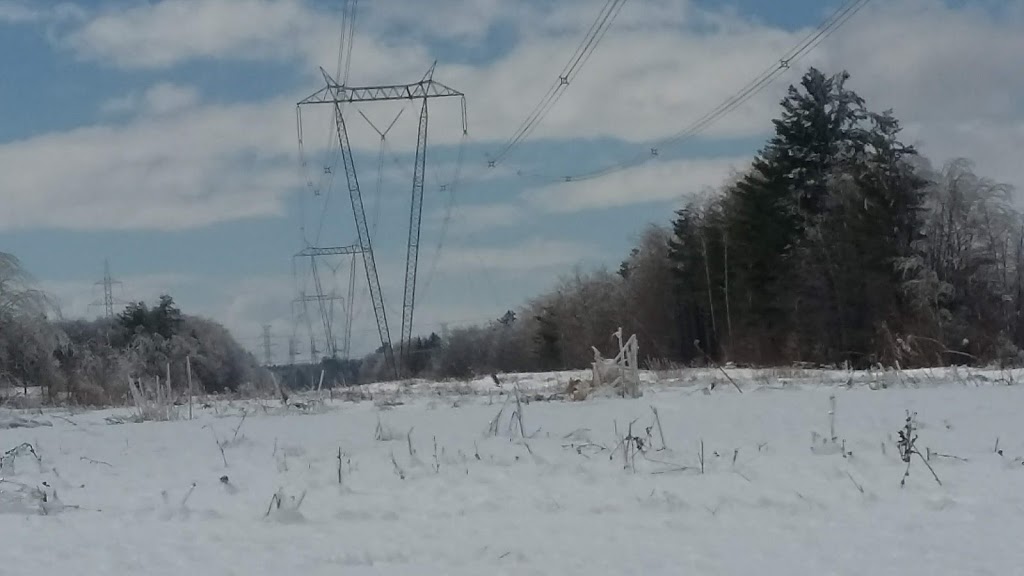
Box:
[2,368,1024,575]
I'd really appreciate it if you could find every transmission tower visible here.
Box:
[91,259,124,318]
[261,324,275,366]
[292,289,346,358]
[297,64,467,377]
[293,245,359,359]
[287,336,298,366]
[343,253,356,361]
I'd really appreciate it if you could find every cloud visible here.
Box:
[425,202,528,235]
[906,120,1024,200]
[101,82,201,116]
[99,93,137,115]
[0,1,39,23]
[216,274,297,356]
[0,96,301,232]
[437,237,597,272]
[0,1,82,24]
[818,0,1024,124]
[523,156,748,213]
[60,0,431,83]
[64,0,316,69]
[143,83,201,115]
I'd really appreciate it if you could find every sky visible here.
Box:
[0,0,1022,363]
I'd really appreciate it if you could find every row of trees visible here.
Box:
[363,67,1024,379]
[0,257,270,406]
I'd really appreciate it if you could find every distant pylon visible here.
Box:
[91,259,123,318]
[287,336,298,365]
[261,324,275,366]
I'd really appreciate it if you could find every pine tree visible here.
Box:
[533,306,562,371]
[668,200,723,361]
[733,68,878,362]
[668,67,930,365]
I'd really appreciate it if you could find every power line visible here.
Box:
[336,0,359,86]
[551,0,873,184]
[419,131,469,298]
[410,0,871,319]
[486,0,629,167]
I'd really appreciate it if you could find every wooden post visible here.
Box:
[166,362,173,419]
[186,355,194,420]
[155,375,162,419]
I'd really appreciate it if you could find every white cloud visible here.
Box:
[523,156,748,213]
[99,93,137,115]
[818,0,1024,124]
[425,202,528,235]
[907,120,1024,201]
[0,1,39,23]
[0,96,301,232]
[61,0,431,83]
[0,1,82,24]
[437,237,597,272]
[64,0,314,69]
[143,83,201,115]
[101,82,201,116]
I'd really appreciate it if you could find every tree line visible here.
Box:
[356,67,1024,380]
[0,261,270,406]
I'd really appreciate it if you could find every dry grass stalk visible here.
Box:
[699,439,705,474]
[650,405,667,451]
[390,452,406,480]
[898,411,942,487]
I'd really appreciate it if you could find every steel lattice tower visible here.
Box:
[297,65,466,377]
[92,259,123,319]
[261,324,275,366]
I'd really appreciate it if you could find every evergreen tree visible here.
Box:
[534,306,562,371]
[668,67,929,365]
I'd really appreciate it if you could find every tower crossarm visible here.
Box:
[292,294,343,303]
[295,245,364,258]
[299,76,464,106]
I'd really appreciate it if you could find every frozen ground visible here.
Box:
[2,367,1024,575]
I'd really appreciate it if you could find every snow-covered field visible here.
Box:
[3,367,1024,575]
